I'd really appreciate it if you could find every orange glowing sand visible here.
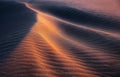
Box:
[0,1,120,77]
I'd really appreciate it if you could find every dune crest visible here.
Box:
[0,1,120,77]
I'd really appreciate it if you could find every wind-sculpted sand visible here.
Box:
[0,1,120,77]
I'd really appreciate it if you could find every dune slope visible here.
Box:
[0,1,120,77]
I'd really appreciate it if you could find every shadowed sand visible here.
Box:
[0,1,36,63]
[0,1,120,77]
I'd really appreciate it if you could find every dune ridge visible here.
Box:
[0,1,120,77]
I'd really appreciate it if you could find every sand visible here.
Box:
[0,1,120,77]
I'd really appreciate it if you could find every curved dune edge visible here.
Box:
[0,2,120,77]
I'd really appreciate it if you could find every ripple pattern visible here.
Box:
[0,1,120,77]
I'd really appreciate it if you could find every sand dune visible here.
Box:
[0,1,120,77]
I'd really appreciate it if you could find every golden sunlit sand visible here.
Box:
[0,1,120,77]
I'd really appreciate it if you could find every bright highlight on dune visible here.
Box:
[0,1,120,77]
